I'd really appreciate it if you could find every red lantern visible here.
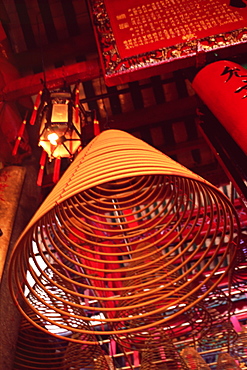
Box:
[192,60,247,156]
[32,83,99,186]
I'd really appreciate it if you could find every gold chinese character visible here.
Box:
[116,14,127,20]
[119,22,130,30]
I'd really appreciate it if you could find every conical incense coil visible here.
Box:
[14,325,110,370]
[216,353,242,370]
[14,318,111,370]
[139,330,189,370]
[14,314,65,370]
[14,278,111,369]
[8,129,240,343]
[233,328,247,365]
[181,347,211,370]
[194,276,238,351]
[229,233,247,294]
[62,334,111,370]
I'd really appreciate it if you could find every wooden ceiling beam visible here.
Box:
[1,59,101,101]
[108,95,200,130]
[13,32,98,73]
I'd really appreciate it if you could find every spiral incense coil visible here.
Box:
[195,276,238,351]
[180,347,211,370]
[233,328,247,366]
[13,318,65,369]
[62,337,111,370]
[139,331,189,370]
[140,350,188,370]
[13,268,110,369]
[216,353,242,370]
[229,233,247,294]
[14,307,66,370]
[14,320,111,370]
[8,129,240,344]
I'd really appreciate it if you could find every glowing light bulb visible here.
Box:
[47,132,59,146]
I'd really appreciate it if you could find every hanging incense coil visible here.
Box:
[140,350,188,370]
[216,353,242,370]
[229,233,247,294]
[233,328,247,367]
[14,319,111,370]
[180,347,211,370]
[62,335,111,370]
[139,330,189,370]
[195,276,238,352]
[13,314,65,370]
[13,266,111,369]
[8,129,240,344]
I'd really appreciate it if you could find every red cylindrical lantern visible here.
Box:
[192,60,247,155]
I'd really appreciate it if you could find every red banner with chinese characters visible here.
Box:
[104,0,247,59]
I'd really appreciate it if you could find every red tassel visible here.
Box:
[37,166,45,187]
[53,157,61,183]
[12,113,28,156]
[12,139,20,156]
[39,150,47,167]
[30,90,43,125]
[37,150,47,186]
[93,119,100,136]
[75,84,80,123]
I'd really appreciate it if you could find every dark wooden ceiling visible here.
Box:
[0,0,239,187]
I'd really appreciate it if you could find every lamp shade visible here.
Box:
[38,90,82,159]
[8,129,240,344]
